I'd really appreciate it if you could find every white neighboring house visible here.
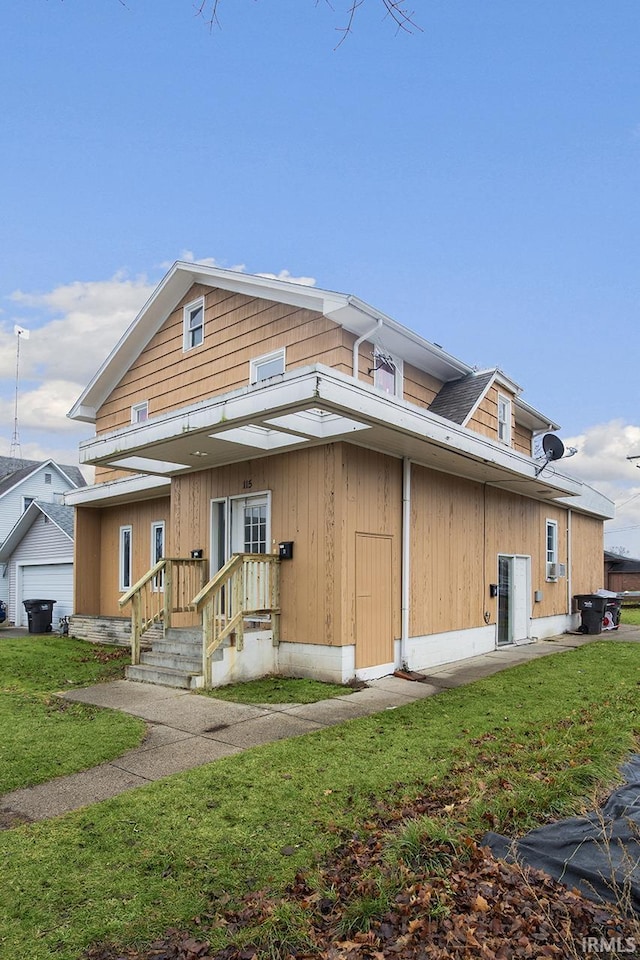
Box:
[0,458,85,622]
[0,501,76,628]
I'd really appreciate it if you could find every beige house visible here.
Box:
[66,262,613,687]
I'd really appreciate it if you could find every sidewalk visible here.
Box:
[2,627,639,824]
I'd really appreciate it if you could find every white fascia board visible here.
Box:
[63,474,170,507]
[515,397,560,433]
[78,367,324,465]
[556,485,615,520]
[312,371,585,501]
[78,363,589,505]
[0,503,40,561]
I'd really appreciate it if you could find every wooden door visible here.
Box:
[355,533,394,669]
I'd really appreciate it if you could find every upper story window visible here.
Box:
[373,349,403,398]
[497,394,512,445]
[22,496,35,513]
[250,348,286,384]
[546,519,558,580]
[44,473,52,485]
[131,401,149,423]
[183,297,205,351]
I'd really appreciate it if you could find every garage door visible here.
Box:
[19,564,73,627]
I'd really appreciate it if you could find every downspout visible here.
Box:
[352,316,383,381]
[401,457,411,668]
[567,508,573,622]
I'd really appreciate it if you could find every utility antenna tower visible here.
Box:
[9,325,29,463]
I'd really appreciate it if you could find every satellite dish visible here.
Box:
[542,434,565,462]
[535,433,565,475]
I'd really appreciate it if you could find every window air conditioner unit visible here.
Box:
[546,562,558,580]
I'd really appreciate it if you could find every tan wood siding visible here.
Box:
[74,508,102,614]
[95,286,347,434]
[75,499,172,618]
[467,385,517,448]
[338,445,402,650]
[170,446,342,644]
[409,468,578,636]
[571,512,604,595]
[409,466,485,636]
[513,421,533,456]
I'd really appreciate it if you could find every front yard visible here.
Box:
[0,635,145,794]
[1,639,639,959]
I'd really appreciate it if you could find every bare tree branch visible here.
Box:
[193,0,422,42]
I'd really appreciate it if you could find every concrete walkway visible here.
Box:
[2,627,639,824]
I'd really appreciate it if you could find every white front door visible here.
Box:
[210,494,272,610]
[497,554,530,645]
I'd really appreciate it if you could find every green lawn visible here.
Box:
[1,640,639,960]
[199,674,355,704]
[0,636,146,794]
[621,606,640,625]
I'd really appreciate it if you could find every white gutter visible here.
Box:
[352,314,383,381]
[567,508,573,615]
[401,457,411,667]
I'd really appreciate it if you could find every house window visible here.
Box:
[22,496,35,513]
[131,401,149,423]
[151,521,165,592]
[44,473,52,484]
[497,394,511,444]
[119,525,133,591]
[373,350,403,398]
[183,297,205,351]
[546,519,558,580]
[250,348,286,384]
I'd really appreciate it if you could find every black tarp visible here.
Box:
[483,755,640,912]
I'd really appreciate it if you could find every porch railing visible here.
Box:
[119,557,207,665]
[190,553,281,688]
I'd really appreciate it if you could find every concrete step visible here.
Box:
[152,638,202,657]
[140,650,203,672]
[125,663,203,689]
[164,627,202,644]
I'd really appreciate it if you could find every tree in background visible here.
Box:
[195,0,421,44]
[608,546,631,557]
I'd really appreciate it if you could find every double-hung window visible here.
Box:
[119,525,133,591]
[131,401,149,423]
[183,297,205,351]
[497,394,511,445]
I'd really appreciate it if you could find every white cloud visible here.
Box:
[560,419,640,557]
[0,380,87,433]
[160,251,317,287]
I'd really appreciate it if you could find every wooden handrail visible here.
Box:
[196,553,281,689]
[118,557,207,665]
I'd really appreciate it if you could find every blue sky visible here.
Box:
[1,1,640,552]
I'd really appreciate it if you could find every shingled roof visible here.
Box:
[0,458,85,498]
[428,371,495,425]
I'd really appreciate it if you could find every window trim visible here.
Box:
[183,297,205,352]
[249,348,286,385]
[545,518,558,581]
[119,525,133,592]
[497,393,512,445]
[131,401,149,423]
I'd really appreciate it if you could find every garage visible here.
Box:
[18,563,74,628]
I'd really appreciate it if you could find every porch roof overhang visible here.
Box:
[75,365,614,519]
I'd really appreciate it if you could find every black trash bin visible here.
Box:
[23,599,56,634]
[573,594,607,635]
